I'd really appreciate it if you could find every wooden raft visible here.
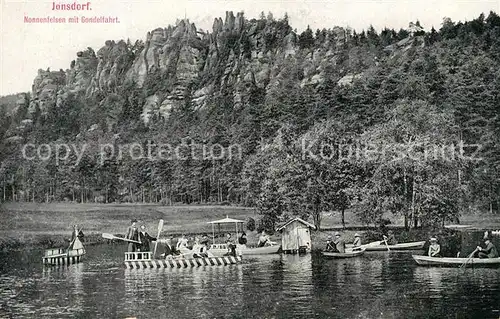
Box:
[42,247,85,266]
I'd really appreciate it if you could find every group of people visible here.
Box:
[123,219,275,259]
[125,219,158,252]
[428,236,498,259]
[325,232,362,253]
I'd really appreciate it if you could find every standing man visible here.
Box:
[126,219,139,252]
[333,232,346,253]
[138,225,157,252]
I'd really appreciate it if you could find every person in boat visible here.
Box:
[258,231,270,247]
[333,232,346,253]
[383,230,398,246]
[125,219,139,252]
[200,236,215,257]
[325,235,337,252]
[225,233,237,257]
[201,234,211,246]
[238,232,248,247]
[476,238,499,259]
[176,234,189,252]
[192,237,207,258]
[69,225,84,250]
[163,238,175,259]
[138,225,157,252]
[352,233,362,247]
[428,237,441,257]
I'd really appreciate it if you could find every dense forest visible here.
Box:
[1,11,499,230]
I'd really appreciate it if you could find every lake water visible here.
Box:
[1,233,500,319]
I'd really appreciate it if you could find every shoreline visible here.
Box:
[1,201,497,252]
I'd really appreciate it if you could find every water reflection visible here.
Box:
[1,238,500,318]
[413,267,445,297]
[123,264,246,319]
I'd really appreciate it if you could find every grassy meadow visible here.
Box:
[1,201,498,251]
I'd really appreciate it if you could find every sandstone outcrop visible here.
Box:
[19,11,381,128]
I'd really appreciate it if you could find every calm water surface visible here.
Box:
[1,234,500,319]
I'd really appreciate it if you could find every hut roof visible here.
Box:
[276,217,317,231]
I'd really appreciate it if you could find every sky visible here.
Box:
[1,0,499,96]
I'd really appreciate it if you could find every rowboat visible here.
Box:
[350,241,425,251]
[322,248,366,258]
[124,251,242,269]
[412,255,500,267]
[42,243,85,266]
[209,243,281,257]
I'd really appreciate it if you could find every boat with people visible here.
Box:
[412,255,500,267]
[349,240,425,251]
[103,219,243,269]
[207,216,281,256]
[322,248,366,258]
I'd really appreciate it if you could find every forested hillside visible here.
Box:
[1,11,499,230]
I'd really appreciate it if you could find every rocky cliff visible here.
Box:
[3,11,428,145]
[17,12,377,130]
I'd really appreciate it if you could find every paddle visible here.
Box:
[152,219,164,257]
[382,236,391,252]
[460,247,479,268]
[102,233,141,244]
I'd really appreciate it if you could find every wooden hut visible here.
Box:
[276,218,316,254]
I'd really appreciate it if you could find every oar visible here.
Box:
[382,236,391,252]
[460,248,479,268]
[102,233,141,244]
[152,219,164,257]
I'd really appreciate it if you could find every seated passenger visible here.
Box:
[192,237,208,258]
[258,231,270,247]
[163,238,175,259]
[476,238,499,258]
[225,233,236,257]
[325,235,337,252]
[200,236,214,257]
[383,230,398,245]
[428,237,441,257]
[238,232,248,247]
[176,234,191,254]
[352,233,362,247]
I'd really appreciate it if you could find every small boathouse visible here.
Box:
[276,217,316,254]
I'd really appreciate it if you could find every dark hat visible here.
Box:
[484,237,491,241]
[131,219,138,223]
